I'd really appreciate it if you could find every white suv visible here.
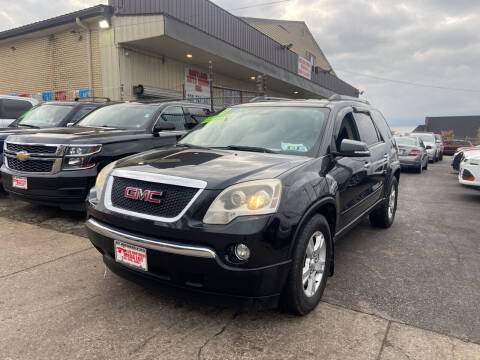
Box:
[0,95,39,128]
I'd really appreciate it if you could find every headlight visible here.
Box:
[203,179,281,225]
[63,145,102,170]
[94,161,117,201]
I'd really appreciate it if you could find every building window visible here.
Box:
[306,51,316,66]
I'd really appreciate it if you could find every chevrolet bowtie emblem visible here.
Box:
[16,151,30,161]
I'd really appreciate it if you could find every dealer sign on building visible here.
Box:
[185,68,211,103]
[297,56,312,80]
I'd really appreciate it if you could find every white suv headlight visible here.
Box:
[203,179,282,225]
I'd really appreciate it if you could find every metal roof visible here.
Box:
[0,5,113,41]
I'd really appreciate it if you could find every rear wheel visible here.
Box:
[282,214,331,315]
[369,177,398,228]
[423,158,428,170]
[416,163,423,173]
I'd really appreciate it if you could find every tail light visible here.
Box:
[408,149,420,156]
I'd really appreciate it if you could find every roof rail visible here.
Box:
[328,94,370,105]
[249,96,293,103]
[74,96,111,102]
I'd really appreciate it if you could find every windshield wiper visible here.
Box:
[17,124,40,129]
[214,145,277,153]
[176,143,212,150]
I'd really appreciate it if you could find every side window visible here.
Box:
[371,110,392,140]
[0,99,33,118]
[353,112,381,146]
[70,106,98,123]
[161,106,186,130]
[187,107,210,123]
[336,113,360,150]
[419,139,425,148]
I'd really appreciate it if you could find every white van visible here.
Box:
[0,95,39,128]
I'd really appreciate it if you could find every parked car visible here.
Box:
[0,95,38,128]
[411,132,439,162]
[435,134,444,160]
[1,101,212,210]
[0,99,112,167]
[85,96,400,315]
[444,139,474,155]
[394,135,428,173]
[459,154,480,189]
[452,147,480,171]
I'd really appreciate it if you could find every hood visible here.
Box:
[5,127,146,145]
[114,147,312,190]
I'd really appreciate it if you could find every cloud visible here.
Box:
[1,0,478,127]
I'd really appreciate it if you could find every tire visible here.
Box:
[369,177,398,228]
[423,159,428,170]
[282,214,332,315]
[416,163,422,173]
[439,153,443,161]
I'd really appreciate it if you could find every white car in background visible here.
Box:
[459,152,480,188]
[411,132,440,162]
[0,95,39,128]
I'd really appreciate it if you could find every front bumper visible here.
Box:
[426,149,436,160]
[459,165,480,188]
[86,217,291,303]
[1,165,97,209]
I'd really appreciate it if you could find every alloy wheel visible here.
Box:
[388,187,396,220]
[302,231,327,297]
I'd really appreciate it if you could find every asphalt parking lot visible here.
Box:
[0,156,479,360]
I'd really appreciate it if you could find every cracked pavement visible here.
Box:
[0,158,479,359]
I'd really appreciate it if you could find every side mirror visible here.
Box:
[153,121,176,134]
[338,139,371,157]
[426,145,432,149]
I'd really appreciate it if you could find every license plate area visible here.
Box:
[114,240,148,271]
[12,176,28,189]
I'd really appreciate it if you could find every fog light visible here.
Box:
[235,243,250,261]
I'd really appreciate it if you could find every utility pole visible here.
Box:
[209,60,214,112]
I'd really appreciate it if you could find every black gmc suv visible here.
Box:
[85,96,400,315]
[1,101,212,210]
[0,99,111,166]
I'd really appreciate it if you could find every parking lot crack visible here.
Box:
[0,247,93,280]
[375,320,391,360]
[197,311,240,360]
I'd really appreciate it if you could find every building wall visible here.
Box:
[0,25,102,99]
[245,20,332,71]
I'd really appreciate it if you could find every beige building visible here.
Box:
[0,1,357,105]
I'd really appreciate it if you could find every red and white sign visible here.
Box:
[12,177,28,189]
[115,241,148,271]
[185,68,211,103]
[298,56,312,80]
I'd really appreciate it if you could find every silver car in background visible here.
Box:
[411,132,439,162]
[394,135,429,173]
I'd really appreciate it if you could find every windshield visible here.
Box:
[76,103,158,129]
[413,133,435,142]
[395,136,417,146]
[178,106,329,156]
[9,105,73,128]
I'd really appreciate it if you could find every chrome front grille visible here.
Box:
[4,141,64,174]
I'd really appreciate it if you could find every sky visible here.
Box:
[0,0,479,127]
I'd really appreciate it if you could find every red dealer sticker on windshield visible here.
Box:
[114,241,148,271]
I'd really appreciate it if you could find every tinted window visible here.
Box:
[10,104,74,128]
[371,110,392,140]
[0,99,33,118]
[77,104,158,129]
[161,106,186,130]
[179,107,329,156]
[353,113,381,145]
[70,106,98,123]
[336,113,360,149]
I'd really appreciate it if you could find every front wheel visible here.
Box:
[369,177,398,228]
[282,215,332,315]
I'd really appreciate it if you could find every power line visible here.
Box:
[228,0,290,12]
[336,69,480,93]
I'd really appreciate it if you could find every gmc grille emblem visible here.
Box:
[124,187,164,204]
